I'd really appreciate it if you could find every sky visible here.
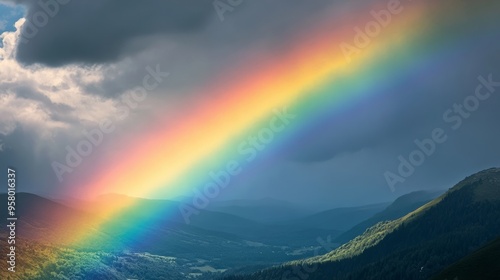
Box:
[0,0,499,209]
[0,2,22,33]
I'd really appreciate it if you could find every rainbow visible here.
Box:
[44,0,500,266]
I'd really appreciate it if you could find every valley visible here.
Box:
[1,168,499,279]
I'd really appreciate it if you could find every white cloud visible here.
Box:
[0,19,122,139]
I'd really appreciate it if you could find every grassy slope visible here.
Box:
[334,190,442,244]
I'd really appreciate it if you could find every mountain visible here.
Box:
[0,193,313,278]
[0,193,343,279]
[282,202,390,231]
[188,208,339,247]
[67,193,339,247]
[335,190,444,244]
[0,192,114,246]
[432,236,500,280]
[222,167,500,280]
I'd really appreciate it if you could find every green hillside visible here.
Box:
[223,168,500,280]
[334,190,442,244]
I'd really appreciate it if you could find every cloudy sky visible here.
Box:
[0,0,499,209]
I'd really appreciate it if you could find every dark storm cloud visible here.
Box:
[8,0,350,100]
[13,0,345,67]
[14,0,215,66]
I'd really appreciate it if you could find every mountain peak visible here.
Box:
[449,167,500,202]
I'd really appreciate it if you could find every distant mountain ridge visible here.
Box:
[281,202,390,231]
[205,198,315,223]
